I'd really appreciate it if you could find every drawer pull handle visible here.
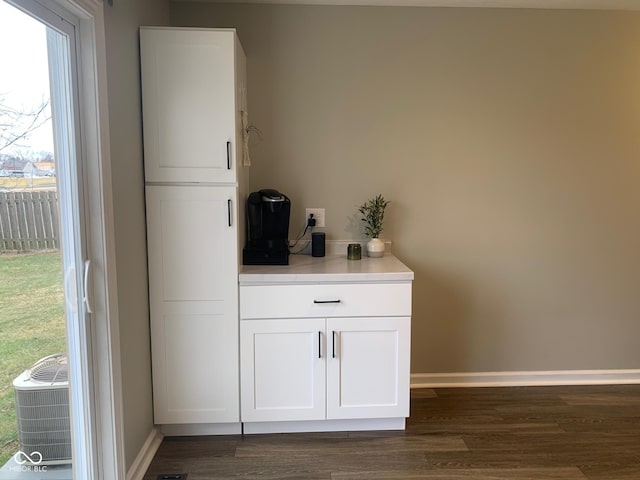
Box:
[313,299,341,304]
[332,330,337,358]
[318,331,322,359]
[226,141,231,170]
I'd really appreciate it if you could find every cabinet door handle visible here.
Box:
[226,141,231,170]
[227,199,232,227]
[313,299,341,304]
[318,331,322,359]
[332,330,337,358]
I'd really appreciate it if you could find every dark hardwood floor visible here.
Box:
[143,385,640,479]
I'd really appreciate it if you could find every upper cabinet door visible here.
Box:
[141,28,244,184]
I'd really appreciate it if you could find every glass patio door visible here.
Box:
[1,1,97,478]
[47,10,97,480]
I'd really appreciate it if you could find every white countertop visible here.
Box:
[239,253,414,285]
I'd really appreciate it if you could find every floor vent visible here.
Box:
[156,475,188,480]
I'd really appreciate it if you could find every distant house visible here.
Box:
[21,161,36,176]
[0,156,28,177]
[34,161,56,176]
[0,157,56,177]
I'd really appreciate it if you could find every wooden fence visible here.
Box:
[0,191,59,251]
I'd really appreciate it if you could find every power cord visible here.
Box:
[289,214,316,254]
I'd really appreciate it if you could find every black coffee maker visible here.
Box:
[243,189,291,265]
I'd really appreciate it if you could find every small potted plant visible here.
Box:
[358,194,390,258]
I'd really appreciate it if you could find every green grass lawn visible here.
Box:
[0,251,66,466]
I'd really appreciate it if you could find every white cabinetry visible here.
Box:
[140,27,247,184]
[146,186,239,424]
[240,319,326,422]
[327,316,410,420]
[239,281,412,432]
[141,27,247,428]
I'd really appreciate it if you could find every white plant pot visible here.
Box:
[366,237,385,258]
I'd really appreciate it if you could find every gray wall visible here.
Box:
[103,0,169,470]
[171,3,640,375]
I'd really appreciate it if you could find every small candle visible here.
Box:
[347,243,362,260]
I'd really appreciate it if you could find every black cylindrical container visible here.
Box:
[311,232,325,257]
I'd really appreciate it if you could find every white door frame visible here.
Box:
[63,2,125,479]
[6,0,125,478]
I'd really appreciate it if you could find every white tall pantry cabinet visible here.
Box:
[140,27,248,430]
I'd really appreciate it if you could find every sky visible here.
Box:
[0,0,54,155]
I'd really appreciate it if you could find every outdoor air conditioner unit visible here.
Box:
[13,353,72,465]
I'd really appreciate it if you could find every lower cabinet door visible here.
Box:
[147,185,240,424]
[151,312,239,424]
[240,319,326,422]
[327,317,411,420]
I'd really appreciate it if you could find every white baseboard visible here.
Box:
[160,422,242,436]
[411,369,640,388]
[243,417,405,434]
[325,240,392,256]
[126,427,163,480]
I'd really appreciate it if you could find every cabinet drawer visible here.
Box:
[240,283,411,319]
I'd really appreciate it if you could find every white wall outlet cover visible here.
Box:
[305,208,325,228]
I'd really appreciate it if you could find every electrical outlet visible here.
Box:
[305,208,325,228]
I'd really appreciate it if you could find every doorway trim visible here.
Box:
[59,1,126,479]
[7,0,125,478]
